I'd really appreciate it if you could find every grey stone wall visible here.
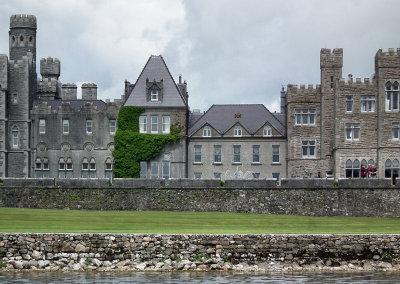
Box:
[0,233,400,271]
[2,181,400,217]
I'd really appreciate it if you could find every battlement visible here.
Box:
[338,77,375,87]
[320,48,343,68]
[286,84,321,103]
[375,48,400,69]
[287,84,321,93]
[10,14,37,29]
[40,57,60,79]
[376,48,400,58]
[37,78,58,93]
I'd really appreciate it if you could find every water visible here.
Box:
[0,271,399,283]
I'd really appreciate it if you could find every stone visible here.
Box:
[72,263,82,270]
[136,263,147,270]
[92,258,102,267]
[38,260,50,268]
[12,261,24,269]
[61,243,74,253]
[75,243,86,253]
[31,250,42,260]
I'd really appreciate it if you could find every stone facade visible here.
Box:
[1,233,400,271]
[287,48,400,180]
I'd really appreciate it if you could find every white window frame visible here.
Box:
[39,119,46,134]
[360,96,375,112]
[214,145,221,163]
[252,145,260,163]
[295,109,316,125]
[203,126,211,137]
[109,119,116,134]
[233,145,241,163]
[12,129,18,148]
[86,119,93,134]
[140,161,147,178]
[89,158,96,178]
[151,115,158,134]
[272,173,281,185]
[151,89,159,101]
[345,123,360,141]
[263,126,272,137]
[194,145,202,163]
[385,81,399,112]
[302,141,316,158]
[150,161,159,179]
[234,125,242,137]
[392,123,399,140]
[272,145,280,163]
[162,115,170,134]
[162,161,170,180]
[346,96,353,112]
[139,116,147,133]
[62,119,69,134]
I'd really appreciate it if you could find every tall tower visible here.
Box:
[320,48,343,170]
[6,15,38,177]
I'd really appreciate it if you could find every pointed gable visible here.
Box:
[124,55,187,108]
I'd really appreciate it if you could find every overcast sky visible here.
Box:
[1,0,399,112]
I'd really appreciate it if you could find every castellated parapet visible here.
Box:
[40,57,60,79]
[338,77,375,87]
[9,15,37,29]
[37,78,58,95]
[286,84,321,103]
[81,83,97,100]
[320,48,343,68]
[375,48,400,69]
[61,83,77,100]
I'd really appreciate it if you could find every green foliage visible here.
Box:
[113,106,181,178]
[0,261,7,268]
[85,258,92,266]
[220,181,225,187]
[333,181,339,187]
[381,251,393,261]
[0,179,3,186]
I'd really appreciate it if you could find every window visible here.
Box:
[62,119,69,134]
[272,173,280,185]
[89,158,96,178]
[151,116,158,133]
[194,172,202,179]
[38,119,46,134]
[194,145,202,163]
[233,145,241,163]
[105,158,113,179]
[345,159,360,178]
[66,158,73,178]
[12,127,18,148]
[59,158,66,179]
[151,89,159,101]
[151,162,159,179]
[12,94,17,104]
[214,145,221,163]
[330,76,334,89]
[346,96,353,112]
[234,125,242,137]
[385,81,399,112]
[203,126,211,137]
[139,116,147,133]
[214,172,221,179]
[272,145,280,163]
[109,120,116,134]
[345,123,360,141]
[393,123,399,140]
[263,126,272,137]
[302,141,316,158]
[252,173,260,179]
[295,109,315,125]
[162,115,170,134]
[385,159,399,179]
[86,120,93,134]
[140,161,147,178]
[361,96,375,112]
[162,161,170,180]
[82,158,89,178]
[35,158,49,178]
[252,145,260,163]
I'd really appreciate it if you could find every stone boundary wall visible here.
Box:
[0,178,398,189]
[1,186,400,217]
[0,233,399,271]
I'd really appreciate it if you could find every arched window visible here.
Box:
[203,126,211,137]
[346,159,361,178]
[66,158,73,178]
[263,126,272,137]
[386,81,399,111]
[58,158,66,179]
[353,159,360,178]
[234,125,242,137]
[19,35,24,42]
[368,159,375,166]
[105,158,113,179]
[35,158,49,178]
[384,159,399,179]
[82,158,89,178]
[89,158,96,178]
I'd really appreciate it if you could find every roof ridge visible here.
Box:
[125,56,152,103]
[261,104,286,129]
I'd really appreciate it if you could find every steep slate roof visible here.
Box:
[124,55,186,108]
[33,100,107,111]
[188,104,286,137]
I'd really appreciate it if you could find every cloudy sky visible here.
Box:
[1,0,399,112]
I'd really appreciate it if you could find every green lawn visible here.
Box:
[0,208,400,234]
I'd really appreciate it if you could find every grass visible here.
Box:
[0,208,400,234]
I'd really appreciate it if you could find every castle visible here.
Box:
[0,15,399,182]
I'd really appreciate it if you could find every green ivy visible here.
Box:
[113,106,181,178]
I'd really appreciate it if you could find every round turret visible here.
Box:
[9,14,37,61]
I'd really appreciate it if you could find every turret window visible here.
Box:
[295,109,315,125]
[151,89,159,101]
[86,120,93,134]
[361,96,375,112]
[12,94,18,105]
[109,120,116,134]
[386,81,399,112]
[11,126,19,148]
[39,119,46,134]
[62,119,69,134]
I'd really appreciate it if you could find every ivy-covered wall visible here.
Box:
[113,106,181,178]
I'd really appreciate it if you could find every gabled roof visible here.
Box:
[188,104,286,137]
[124,55,187,108]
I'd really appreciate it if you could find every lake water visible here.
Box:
[0,271,399,283]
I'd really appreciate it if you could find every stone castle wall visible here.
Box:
[0,233,400,271]
[1,178,400,217]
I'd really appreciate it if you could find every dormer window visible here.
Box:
[234,125,242,137]
[151,89,159,101]
[263,126,272,137]
[203,126,211,137]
